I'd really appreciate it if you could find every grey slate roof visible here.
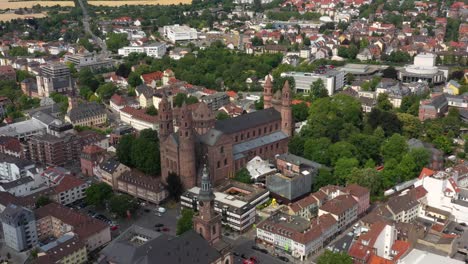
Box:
[100,227,222,264]
[0,176,34,190]
[232,131,288,158]
[214,107,281,134]
[0,153,34,169]
[100,159,121,174]
[67,102,106,122]
[276,153,325,170]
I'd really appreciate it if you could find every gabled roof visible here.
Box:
[214,107,281,134]
[419,167,435,179]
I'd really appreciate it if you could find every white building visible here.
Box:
[0,204,38,252]
[118,43,167,58]
[415,170,468,223]
[399,249,464,264]
[398,53,446,84]
[0,176,36,197]
[0,154,36,182]
[119,106,159,131]
[163,24,198,43]
[181,181,269,232]
[53,175,89,206]
[318,194,358,231]
[281,69,345,95]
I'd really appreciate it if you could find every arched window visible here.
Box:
[212,225,216,235]
[224,258,230,264]
[199,227,203,237]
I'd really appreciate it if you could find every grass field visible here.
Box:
[0,12,47,21]
[0,0,74,9]
[88,0,192,6]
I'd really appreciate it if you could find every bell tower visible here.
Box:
[281,80,293,137]
[157,93,173,141]
[263,75,273,109]
[178,102,196,189]
[193,165,222,246]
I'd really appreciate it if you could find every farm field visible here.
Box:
[0,0,74,9]
[0,12,46,21]
[88,0,192,6]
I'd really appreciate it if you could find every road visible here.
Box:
[75,0,109,58]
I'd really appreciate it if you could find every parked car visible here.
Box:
[162,227,170,232]
[110,225,119,231]
[154,223,164,228]
[278,256,289,262]
[251,246,268,254]
[144,209,151,213]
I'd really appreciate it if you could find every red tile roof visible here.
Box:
[110,94,126,106]
[319,194,357,216]
[368,255,393,264]
[419,167,435,179]
[358,221,387,247]
[141,71,163,84]
[53,175,86,194]
[226,90,238,98]
[390,240,410,261]
[291,99,311,107]
[345,184,370,198]
[81,144,104,155]
[35,203,108,240]
[348,243,373,263]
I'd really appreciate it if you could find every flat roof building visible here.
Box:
[281,68,345,95]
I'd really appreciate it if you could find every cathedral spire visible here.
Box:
[263,74,273,109]
[199,164,214,201]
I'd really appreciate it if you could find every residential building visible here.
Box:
[446,95,468,109]
[385,187,426,223]
[159,78,292,189]
[0,153,35,181]
[35,203,111,251]
[318,194,358,231]
[200,92,230,111]
[445,80,461,95]
[344,184,370,216]
[281,69,345,95]
[0,65,16,81]
[65,101,107,127]
[51,175,88,206]
[0,177,36,197]
[35,234,87,264]
[116,170,168,205]
[95,158,130,188]
[27,134,82,166]
[64,53,114,71]
[36,63,74,97]
[119,106,159,131]
[418,93,449,121]
[286,190,328,219]
[163,24,198,43]
[181,180,270,232]
[118,42,167,58]
[256,212,337,260]
[276,153,324,177]
[0,204,38,251]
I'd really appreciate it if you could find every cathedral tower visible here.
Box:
[193,165,222,246]
[263,75,273,109]
[281,80,293,137]
[157,94,173,141]
[178,102,197,189]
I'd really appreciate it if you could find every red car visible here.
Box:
[162,227,170,232]
[243,257,258,264]
[110,225,119,231]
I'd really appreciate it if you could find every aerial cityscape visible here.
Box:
[0,0,467,263]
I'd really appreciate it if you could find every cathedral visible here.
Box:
[158,76,293,189]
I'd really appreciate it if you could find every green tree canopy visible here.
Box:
[309,79,329,101]
[216,111,230,120]
[106,33,130,53]
[381,134,408,162]
[176,208,194,235]
[304,137,332,165]
[35,196,52,208]
[109,194,138,218]
[317,250,353,264]
[291,102,309,122]
[85,182,113,208]
[234,168,253,184]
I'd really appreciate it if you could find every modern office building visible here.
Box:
[0,204,38,251]
[281,68,345,95]
[118,43,167,58]
[64,53,114,71]
[266,172,313,203]
[163,24,198,43]
[36,63,74,97]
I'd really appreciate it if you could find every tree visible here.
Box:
[304,137,332,165]
[216,111,230,120]
[106,33,130,53]
[289,135,305,156]
[131,136,160,175]
[109,194,138,218]
[310,79,329,101]
[376,93,393,111]
[251,36,264,46]
[16,70,33,82]
[397,153,418,181]
[167,172,184,201]
[173,93,199,107]
[381,134,408,162]
[234,168,253,184]
[334,158,360,184]
[146,105,158,116]
[116,63,131,78]
[382,66,397,79]
[397,113,422,139]
[79,86,93,100]
[433,136,452,154]
[78,68,100,91]
[96,83,117,100]
[367,108,402,136]
[85,183,113,208]
[317,250,353,264]
[128,72,143,87]
[176,208,194,235]
[329,141,358,165]
[313,168,335,191]
[35,196,51,208]
[292,102,309,122]
[117,135,134,166]
[348,168,383,196]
